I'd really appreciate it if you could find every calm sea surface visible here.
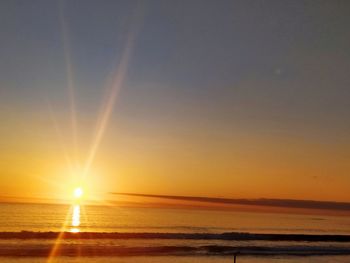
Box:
[0,203,349,263]
[1,202,350,234]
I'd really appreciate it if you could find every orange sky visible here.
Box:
[0,117,349,204]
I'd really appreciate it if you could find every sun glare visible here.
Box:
[74,187,83,199]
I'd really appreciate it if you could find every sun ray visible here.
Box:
[82,3,145,179]
[46,100,75,178]
[46,3,145,262]
[82,34,135,178]
[59,0,80,168]
[45,205,72,263]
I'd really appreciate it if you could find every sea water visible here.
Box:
[0,203,349,262]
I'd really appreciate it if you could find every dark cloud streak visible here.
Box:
[112,193,350,212]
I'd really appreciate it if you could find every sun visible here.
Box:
[73,187,83,199]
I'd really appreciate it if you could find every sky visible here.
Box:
[0,0,349,204]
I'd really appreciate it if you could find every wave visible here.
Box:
[1,231,349,257]
[0,231,350,242]
[0,244,350,257]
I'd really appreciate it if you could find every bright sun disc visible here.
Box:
[74,187,83,198]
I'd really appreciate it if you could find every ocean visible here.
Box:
[0,202,350,262]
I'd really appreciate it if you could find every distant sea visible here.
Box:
[0,202,350,262]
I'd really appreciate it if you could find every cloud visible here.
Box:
[111,193,350,212]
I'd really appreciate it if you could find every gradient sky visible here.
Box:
[0,0,349,203]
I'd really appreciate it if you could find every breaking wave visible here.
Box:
[1,231,350,242]
[0,231,349,257]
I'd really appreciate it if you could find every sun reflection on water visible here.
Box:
[70,204,81,232]
[70,227,80,233]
